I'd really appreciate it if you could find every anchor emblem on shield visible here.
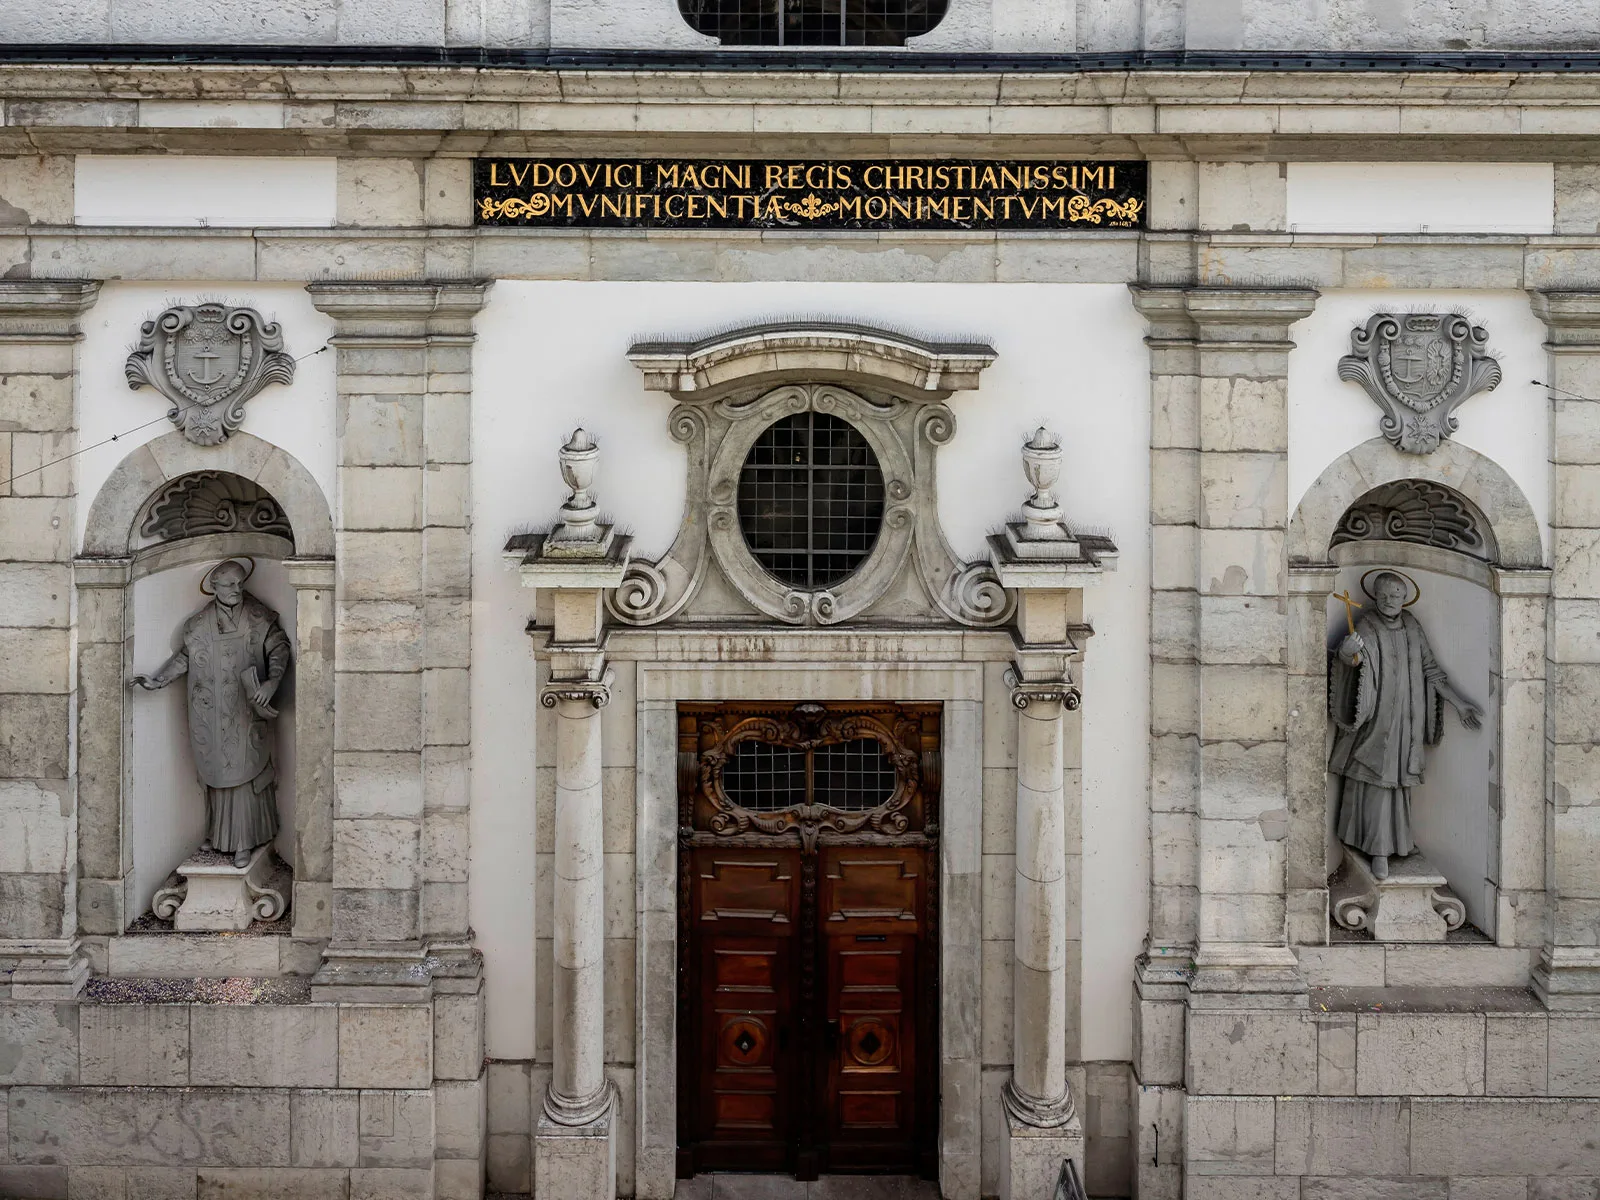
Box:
[1337,313,1502,455]
[126,303,297,447]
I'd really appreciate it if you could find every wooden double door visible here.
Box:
[676,702,940,1180]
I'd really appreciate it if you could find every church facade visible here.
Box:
[2,3,1600,1197]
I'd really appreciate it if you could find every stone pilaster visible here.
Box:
[0,280,99,997]
[507,429,631,1200]
[306,280,491,995]
[1529,290,1600,1008]
[1142,286,1318,999]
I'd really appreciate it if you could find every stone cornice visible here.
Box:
[306,280,493,339]
[0,279,101,338]
[5,64,1600,154]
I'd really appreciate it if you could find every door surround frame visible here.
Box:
[632,656,984,1200]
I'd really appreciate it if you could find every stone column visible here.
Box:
[989,429,1114,1200]
[508,429,631,1200]
[1530,290,1600,1008]
[0,280,99,997]
[306,281,490,995]
[545,684,612,1123]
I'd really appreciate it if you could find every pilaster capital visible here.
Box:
[0,280,102,340]
[283,556,336,590]
[1529,289,1600,346]
[541,668,615,711]
[72,556,132,588]
[305,280,493,342]
[1129,284,1319,347]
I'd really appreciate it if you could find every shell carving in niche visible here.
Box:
[1330,479,1489,560]
[139,471,294,545]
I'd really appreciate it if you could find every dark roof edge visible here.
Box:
[3,45,1600,72]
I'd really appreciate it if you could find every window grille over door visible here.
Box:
[680,0,948,46]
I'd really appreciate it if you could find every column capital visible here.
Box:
[540,668,615,711]
[0,280,102,339]
[1004,666,1080,713]
[305,280,493,341]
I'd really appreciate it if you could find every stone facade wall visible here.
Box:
[3,56,1600,1200]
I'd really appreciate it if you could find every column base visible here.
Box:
[999,1106,1084,1200]
[1533,947,1600,1010]
[1190,943,1306,1003]
[536,1088,616,1200]
[310,943,433,1003]
[0,939,90,999]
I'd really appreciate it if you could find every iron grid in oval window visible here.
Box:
[721,737,898,812]
[680,0,948,45]
[737,411,885,590]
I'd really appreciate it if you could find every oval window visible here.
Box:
[736,411,885,590]
[680,0,948,46]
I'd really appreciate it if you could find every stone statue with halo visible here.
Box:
[129,558,291,869]
[1328,569,1482,881]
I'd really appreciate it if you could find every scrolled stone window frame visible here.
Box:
[619,321,1008,628]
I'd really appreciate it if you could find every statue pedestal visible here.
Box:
[153,845,290,932]
[1331,846,1466,942]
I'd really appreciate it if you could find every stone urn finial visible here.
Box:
[553,427,603,544]
[1019,426,1069,541]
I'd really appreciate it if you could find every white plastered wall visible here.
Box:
[1288,290,1551,549]
[469,281,1152,1065]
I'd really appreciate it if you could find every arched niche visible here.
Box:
[74,433,335,951]
[1286,438,1549,956]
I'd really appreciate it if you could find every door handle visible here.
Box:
[826,1018,840,1048]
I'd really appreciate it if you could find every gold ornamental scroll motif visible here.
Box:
[474,159,1146,231]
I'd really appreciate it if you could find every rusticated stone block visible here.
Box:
[291,1090,358,1168]
[339,1005,432,1089]
[433,990,484,1082]
[434,1157,483,1200]
[330,886,419,944]
[9,1087,290,1164]
[0,1002,77,1085]
[1301,1180,1445,1200]
[1548,1015,1600,1096]
[1411,1099,1600,1175]
[189,1005,338,1089]
[79,1004,188,1086]
[358,1089,433,1167]
[435,1077,485,1160]
[350,1167,432,1199]
[1486,1014,1549,1097]
[0,1165,68,1198]
[1274,1097,1410,1177]
[1185,1095,1274,1175]
[0,693,68,778]
[196,1168,348,1199]
[1356,1013,1486,1096]
[1189,1010,1316,1095]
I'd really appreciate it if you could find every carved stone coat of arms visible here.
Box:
[126,304,296,446]
[1337,313,1502,455]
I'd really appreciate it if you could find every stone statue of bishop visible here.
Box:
[130,559,292,868]
[1328,570,1482,880]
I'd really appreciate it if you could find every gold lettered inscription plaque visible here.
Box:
[474,159,1145,231]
